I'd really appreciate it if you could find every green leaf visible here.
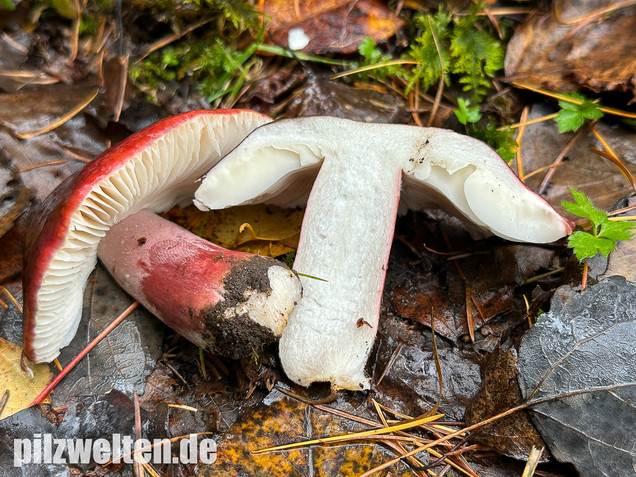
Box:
[355,37,405,80]
[454,98,481,125]
[561,188,634,261]
[358,37,381,63]
[561,187,607,228]
[599,220,634,242]
[555,93,604,133]
[567,232,610,260]
[0,0,15,10]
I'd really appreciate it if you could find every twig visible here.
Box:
[29,301,139,406]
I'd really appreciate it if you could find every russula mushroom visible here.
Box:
[23,109,273,363]
[97,210,301,359]
[194,117,574,390]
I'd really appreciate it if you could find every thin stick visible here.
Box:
[512,82,636,119]
[515,106,529,179]
[29,301,139,406]
[16,88,99,140]
[538,129,583,195]
[503,113,558,130]
[520,162,565,181]
[427,15,445,127]
[19,160,69,172]
[588,123,636,192]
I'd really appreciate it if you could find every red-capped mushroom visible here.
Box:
[195,117,574,390]
[23,109,272,363]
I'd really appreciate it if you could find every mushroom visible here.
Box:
[194,117,574,390]
[97,209,301,359]
[22,109,273,363]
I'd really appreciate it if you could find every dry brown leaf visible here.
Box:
[505,1,636,97]
[0,337,52,419]
[262,0,403,54]
[0,82,99,139]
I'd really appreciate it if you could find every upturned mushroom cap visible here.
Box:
[195,117,573,390]
[23,109,272,363]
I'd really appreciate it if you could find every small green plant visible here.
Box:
[407,4,504,102]
[0,0,15,10]
[554,92,604,133]
[129,0,260,103]
[356,37,405,79]
[561,187,634,260]
[454,97,482,125]
[453,98,517,163]
[184,0,260,30]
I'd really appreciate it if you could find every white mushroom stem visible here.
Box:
[195,117,573,390]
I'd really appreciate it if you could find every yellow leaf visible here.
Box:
[0,338,52,419]
[166,204,304,258]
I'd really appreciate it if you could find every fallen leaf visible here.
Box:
[0,30,53,94]
[0,82,99,139]
[165,204,304,258]
[464,348,547,462]
[505,1,636,97]
[0,389,155,475]
[282,69,411,124]
[0,337,52,419]
[517,276,636,476]
[206,389,419,476]
[0,153,31,238]
[372,325,483,422]
[262,0,403,54]
[388,219,560,342]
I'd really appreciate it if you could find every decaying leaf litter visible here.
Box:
[0,0,634,475]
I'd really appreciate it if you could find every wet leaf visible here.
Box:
[0,389,154,476]
[206,389,416,476]
[0,83,99,139]
[0,337,52,419]
[0,153,31,238]
[388,221,559,342]
[372,324,482,422]
[165,204,303,257]
[505,1,636,96]
[283,69,411,124]
[263,0,403,54]
[0,30,50,94]
[517,276,636,476]
[0,113,115,225]
[464,348,547,462]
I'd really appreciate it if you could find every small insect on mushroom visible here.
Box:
[21,109,295,364]
[195,116,574,390]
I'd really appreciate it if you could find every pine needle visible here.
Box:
[253,413,445,454]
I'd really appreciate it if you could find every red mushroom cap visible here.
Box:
[23,109,271,363]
